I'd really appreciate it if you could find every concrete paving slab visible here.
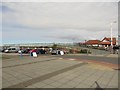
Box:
[58,84,74,88]
[62,80,80,88]
[2,81,12,88]
[48,77,60,81]
[2,55,118,88]
[31,82,47,88]
[90,82,106,88]
[42,79,55,84]
[57,78,70,84]
[25,85,36,88]
[41,85,55,88]
[49,82,63,88]
[70,78,84,83]
[82,80,96,87]
[75,83,90,88]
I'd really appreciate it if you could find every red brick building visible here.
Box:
[85,40,101,46]
[85,37,116,48]
[100,37,116,47]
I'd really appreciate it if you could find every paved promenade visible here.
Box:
[2,55,119,89]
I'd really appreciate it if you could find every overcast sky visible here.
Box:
[1,2,118,44]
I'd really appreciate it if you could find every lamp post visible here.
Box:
[110,21,117,53]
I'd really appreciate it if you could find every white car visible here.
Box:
[5,47,18,53]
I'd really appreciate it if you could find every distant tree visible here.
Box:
[52,44,58,49]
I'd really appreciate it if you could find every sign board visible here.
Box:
[33,52,37,57]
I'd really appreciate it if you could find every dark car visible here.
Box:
[113,46,119,54]
[39,49,46,54]
[22,49,32,53]
[0,49,5,52]
[113,46,119,50]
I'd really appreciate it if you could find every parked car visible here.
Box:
[113,46,119,54]
[39,49,46,54]
[51,50,57,55]
[5,47,19,53]
[0,48,6,52]
[22,49,32,53]
[51,50,61,55]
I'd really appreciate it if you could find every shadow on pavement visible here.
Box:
[95,81,104,90]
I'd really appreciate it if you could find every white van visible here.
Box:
[5,47,19,53]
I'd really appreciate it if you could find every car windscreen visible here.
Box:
[11,48,16,50]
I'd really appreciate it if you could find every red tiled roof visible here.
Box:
[84,37,116,45]
[100,37,116,45]
[85,40,101,45]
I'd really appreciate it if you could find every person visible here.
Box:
[29,50,33,56]
[18,49,23,58]
[49,48,52,53]
[113,45,119,54]
[60,50,64,55]
[31,48,38,57]
[113,46,116,54]
[29,49,36,56]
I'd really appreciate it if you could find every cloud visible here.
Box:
[0,4,15,13]
[3,2,118,28]
[2,2,118,44]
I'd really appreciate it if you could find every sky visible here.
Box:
[1,2,118,44]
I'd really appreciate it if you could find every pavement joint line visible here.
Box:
[73,69,99,88]
[105,71,117,88]
[89,70,108,88]
[56,68,95,88]
[2,58,57,68]
[90,72,105,87]
[7,62,87,88]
